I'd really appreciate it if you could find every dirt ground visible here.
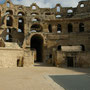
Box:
[0,63,90,90]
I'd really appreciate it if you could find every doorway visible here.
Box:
[31,34,43,62]
[67,57,74,67]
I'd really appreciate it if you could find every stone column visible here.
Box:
[24,48,34,67]
[73,22,79,33]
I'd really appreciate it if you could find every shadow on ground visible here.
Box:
[50,75,90,90]
[34,62,54,67]
[62,67,90,76]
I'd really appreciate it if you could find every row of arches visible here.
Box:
[48,23,84,33]
[6,10,25,16]
[31,24,42,32]
[6,15,84,33]
[5,10,52,16]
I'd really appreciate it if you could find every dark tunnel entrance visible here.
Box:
[31,34,43,62]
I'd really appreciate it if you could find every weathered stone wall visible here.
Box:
[0,47,34,68]
[0,48,23,68]
[55,51,90,68]
[0,0,90,67]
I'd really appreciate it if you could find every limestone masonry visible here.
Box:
[0,0,90,68]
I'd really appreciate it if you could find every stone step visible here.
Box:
[5,42,20,49]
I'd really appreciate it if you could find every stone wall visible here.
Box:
[0,48,34,68]
[55,51,90,68]
[0,0,90,67]
[0,48,23,68]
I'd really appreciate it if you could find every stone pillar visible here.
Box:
[24,47,34,67]
[52,25,57,33]
[52,48,57,65]
[62,23,68,34]
[43,23,48,32]
[73,22,79,33]
[85,21,90,32]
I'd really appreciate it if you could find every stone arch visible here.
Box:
[30,34,44,62]
[56,6,60,12]
[31,12,39,15]
[7,2,10,7]
[32,6,37,10]
[67,9,73,13]
[18,12,24,16]
[6,10,13,15]
[31,24,43,32]
[32,17,40,22]
[80,4,85,8]
[18,18,24,33]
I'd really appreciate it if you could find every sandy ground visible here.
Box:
[0,63,90,90]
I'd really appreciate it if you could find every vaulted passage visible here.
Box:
[31,35,43,62]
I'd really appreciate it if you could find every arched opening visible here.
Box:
[67,9,73,13]
[18,12,24,16]
[6,10,13,15]
[18,18,24,33]
[56,15,62,18]
[57,6,60,12]
[45,13,51,15]
[79,23,84,32]
[6,16,13,26]
[32,18,40,22]
[19,7,22,10]
[48,24,52,33]
[32,6,36,10]
[57,24,62,33]
[68,23,73,33]
[6,34,12,42]
[31,34,43,62]
[31,13,39,15]
[80,4,84,8]
[7,2,10,7]
[31,24,42,32]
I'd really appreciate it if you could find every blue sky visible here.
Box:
[0,0,85,8]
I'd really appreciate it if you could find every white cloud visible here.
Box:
[11,0,83,8]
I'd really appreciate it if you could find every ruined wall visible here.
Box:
[0,48,23,68]
[55,51,90,68]
[0,0,90,67]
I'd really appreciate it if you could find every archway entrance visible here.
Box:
[31,34,43,62]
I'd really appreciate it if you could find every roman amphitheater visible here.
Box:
[0,0,90,68]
